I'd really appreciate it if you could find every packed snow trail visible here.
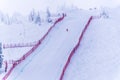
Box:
[59,16,93,80]
[2,14,65,80]
[63,17,120,80]
[6,11,92,80]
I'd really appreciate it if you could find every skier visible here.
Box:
[66,28,68,32]
[5,61,8,72]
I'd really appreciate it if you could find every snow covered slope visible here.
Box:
[1,7,120,80]
[5,10,91,80]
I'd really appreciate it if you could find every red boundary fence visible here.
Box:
[59,16,93,80]
[2,14,65,80]
[3,41,38,49]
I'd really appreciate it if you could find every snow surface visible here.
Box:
[0,7,120,80]
[64,16,120,80]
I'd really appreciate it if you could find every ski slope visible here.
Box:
[4,10,92,80]
[1,8,120,80]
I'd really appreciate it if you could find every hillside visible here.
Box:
[0,7,120,80]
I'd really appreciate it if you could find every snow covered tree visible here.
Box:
[35,12,41,25]
[11,13,23,24]
[47,8,51,18]
[100,7,109,18]
[46,8,52,23]
[4,14,11,25]
[29,9,36,22]
[0,12,4,23]
[28,9,41,25]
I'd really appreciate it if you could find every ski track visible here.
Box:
[7,12,91,80]
[59,16,93,80]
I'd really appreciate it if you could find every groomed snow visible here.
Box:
[1,7,120,80]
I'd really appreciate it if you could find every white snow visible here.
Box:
[0,7,120,80]
[64,16,120,80]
